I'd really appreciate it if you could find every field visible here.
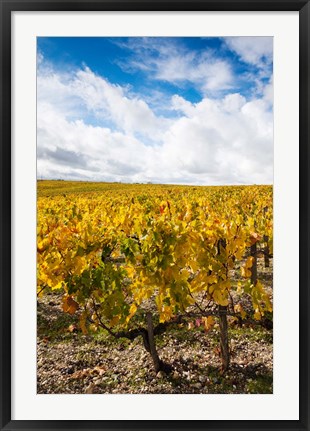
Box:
[37,180,273,394]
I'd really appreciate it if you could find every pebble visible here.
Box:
[85,384,95,394]
[191,382,202,390]
[37,292,273,395]
[198,375,206,383]
[172,371,180,380]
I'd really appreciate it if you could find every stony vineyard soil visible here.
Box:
[37,258,273,395]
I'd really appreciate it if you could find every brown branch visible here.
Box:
[86,297,273,350]
[250,248,273,258]
[90,297,148,342]
[37,284,48,297]
[228,291,235,312]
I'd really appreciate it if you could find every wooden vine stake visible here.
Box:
[216,238,230,372]
[250,242,258,286]
[263,235,270,268]
[219,305,230,372]
[263,206,270,268]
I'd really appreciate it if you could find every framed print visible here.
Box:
[1,0,309,430]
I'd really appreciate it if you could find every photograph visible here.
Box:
[36,36,274,395]
[1,0,309,427]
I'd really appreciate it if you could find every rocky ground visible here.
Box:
[37,258,273,395]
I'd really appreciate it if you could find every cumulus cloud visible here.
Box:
[71,68,169,139]
[37,62,170,140]
[37,102,154,183]
[37,60,273,185]
[162,93,273,184]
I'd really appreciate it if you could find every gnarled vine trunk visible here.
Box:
[146,312,162,372]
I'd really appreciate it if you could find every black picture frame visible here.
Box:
[1,1,309,430]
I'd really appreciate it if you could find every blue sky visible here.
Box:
[37,37,273,185]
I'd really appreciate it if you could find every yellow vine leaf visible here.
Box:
[250,232,263,245]
[110,315,120,327]
[213,288,229,306]
[241,256,254,278]
[202,316,215,331]
[234,303,246,319]
[62,295,79,315]
[254,309,262,320]
[188,321,195,330]
[126,303,137,323]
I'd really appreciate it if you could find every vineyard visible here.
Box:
[37,180,273,394]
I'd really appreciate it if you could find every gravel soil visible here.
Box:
[37,258,273,395]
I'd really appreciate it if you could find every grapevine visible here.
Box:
[37,181,273,372]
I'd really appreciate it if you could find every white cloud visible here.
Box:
[224,36,273,67]
[37,106,155,182]
[161,92,273,184]
[117,38,234,93]
[37,65,170,141]
[171,95,195,116]
[153,54,233,92]
[37,63,273,185]
[71,68,169,139]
